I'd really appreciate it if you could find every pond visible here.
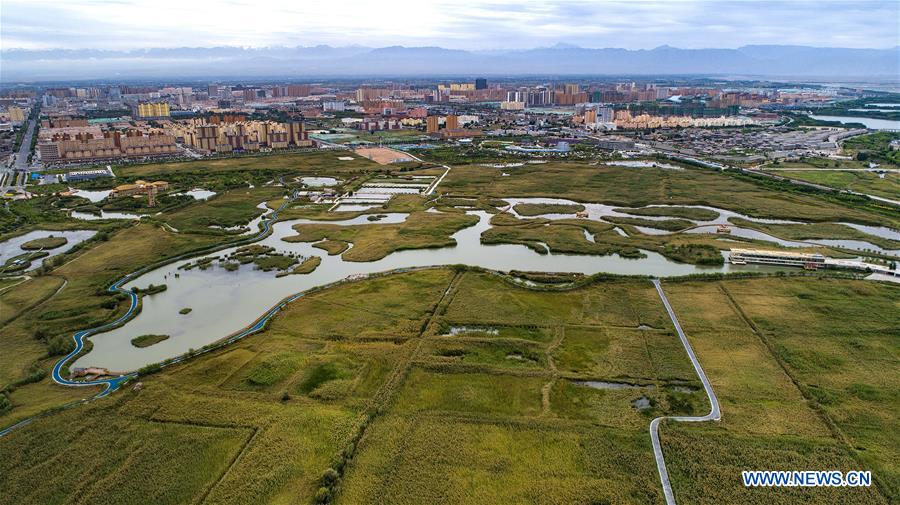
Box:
[177,189,216,200]
[606,161,682,170]
[73,210,782,372]
[300,177,340,187]
[808,114,900,130]
[70,210,144,221]
[71,189,112,202]
[0,229,98,267]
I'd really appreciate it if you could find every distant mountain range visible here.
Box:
[1,44,898,82]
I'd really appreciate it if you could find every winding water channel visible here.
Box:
[71,207,787,372]
[6,196,888,373]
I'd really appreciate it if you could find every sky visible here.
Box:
[2,0,898,51]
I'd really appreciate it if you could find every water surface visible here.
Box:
[73,210,779,372]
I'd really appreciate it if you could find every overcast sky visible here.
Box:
[2,0,898,51]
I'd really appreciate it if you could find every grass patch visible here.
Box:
[130,334,170,348]
[312,239,349,255]
[604,215,695,232]
[20,236,68,250]
[288,256,321,275]
[284,211,479,262]
[513,202,586,216]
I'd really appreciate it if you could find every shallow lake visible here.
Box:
[72,189,112,202]
[178,189,216,200]
[73,210,781,372]
[808,114,900,130]
[300,177,340,187]
[0,229,98,266]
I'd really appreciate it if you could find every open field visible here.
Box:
[660,277,898,503]
[0,275,65,327]
[116,150,383,177]
[1,268,896,504]
[440,162,899,227]
[0,270,698,505]
[354,147,414,165]
[760,169,900,201]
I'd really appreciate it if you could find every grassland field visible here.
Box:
[0,149,898,504]
[761,169,900,201]
[0,269,894,504]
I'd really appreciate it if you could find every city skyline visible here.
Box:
[2,0,898,51]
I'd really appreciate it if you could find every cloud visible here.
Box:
[1,0,897,50]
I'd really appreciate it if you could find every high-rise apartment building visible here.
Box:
[287,85,311,97]
[426,116,440,134]
[598,106,614,123]
[445,114,459,130]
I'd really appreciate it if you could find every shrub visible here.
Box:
[314,486,331,504]
[320,468,339,486]
[47,335,75,356]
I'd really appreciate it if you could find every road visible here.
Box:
[650,279,721,505]
[1,115,38,192]
[14,116,37,170]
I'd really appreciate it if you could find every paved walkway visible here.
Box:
[650,279,721,505]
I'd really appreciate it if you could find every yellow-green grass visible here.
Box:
[721,278,900,498]
[312,239,349,255]
[554,326,698,383]
[394,368,545,417]
[0,273,440,504]
[338,414,664,504]
[283,210,479,262]
[0,403,252,505]
[419,337,548,370]
[442,272,671,328]
[288,256,321,275]
[602,215,695,232]
[0,275,65,326]
[268,268,455,341]
[440,162,897,226]
[162,186,284,232]
[130,334,170,348]
[661,425,888,505]
[512,202,586,216]
[4,268,896,504]
[117,150,382,177]
[0,276,26,291]
[484,212,732,264]
[762,170,900,201]
[551,380,706,428]
[661,277,899,502]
